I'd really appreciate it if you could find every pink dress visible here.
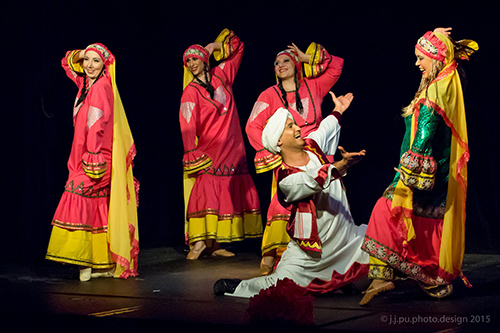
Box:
[54,52,113,234]
[47,51,115,268]
[180,33,262,244]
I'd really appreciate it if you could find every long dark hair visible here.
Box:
[193,64,215,99]
[75,66,105,108]
[277,68,304,114]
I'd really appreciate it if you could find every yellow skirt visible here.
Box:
[46,225,114,269]
[260,172,290,256]
[185,213,262,245]
[261,219,290,256]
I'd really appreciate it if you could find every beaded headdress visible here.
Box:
[415,31,447,62]
[183,44,209,66]
[85,43,114,66]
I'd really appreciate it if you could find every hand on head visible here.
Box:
[433,27,452,36]
[287,43,309,62]
[204,42,222,58]
[329,91,354,114]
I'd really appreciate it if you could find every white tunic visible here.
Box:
[229,114,369,298]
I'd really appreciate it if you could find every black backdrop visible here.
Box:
[3,0,499,265]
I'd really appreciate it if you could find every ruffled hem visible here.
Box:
[82,151,108,179]
[46,226,113,268]
[182,149,213,174]
[186,173,261,219]
[213,29,238,61]
[400,150,437,174]
[66,49,84,74]
[186,212,262,244]
[52,190,109,232]
[254,150,282,174]
[303,42,329,78]
[362,235,459,285]
[399,150,436,190]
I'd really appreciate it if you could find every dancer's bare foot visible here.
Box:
[359,279,395,306]
[260,256,275,276]
[187,241,206,260]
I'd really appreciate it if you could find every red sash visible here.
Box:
[277,139,331,253]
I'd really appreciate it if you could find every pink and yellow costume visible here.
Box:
[46,44,139,278]
[245,44,343,256]
[180,29,262,245]
[361,31,478,291]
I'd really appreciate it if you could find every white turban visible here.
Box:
[262,108,294,154]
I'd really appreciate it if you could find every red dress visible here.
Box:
[180,32,262,244]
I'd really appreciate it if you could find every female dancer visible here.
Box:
[246,42,343,274]
[180,29,262,260]
[359,28,478,305]
[46,44,139,281]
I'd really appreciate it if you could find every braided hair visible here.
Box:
[75,66,105,108]
[193,64,215,99]
[277,68,304,115]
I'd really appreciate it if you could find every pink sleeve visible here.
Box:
[82,84,112,179]
[179,89,212,174]
[245,90,282,173]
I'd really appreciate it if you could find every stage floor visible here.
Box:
[1,247,498,332]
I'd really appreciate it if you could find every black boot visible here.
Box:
[213,279,242,296]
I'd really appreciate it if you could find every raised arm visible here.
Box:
[306,91,353,154]
[303,42,344,97]
[61,49,85,85]
[211,29,244,85]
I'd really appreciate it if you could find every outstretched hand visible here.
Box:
[329,91,354,114]
[334,146,366,175]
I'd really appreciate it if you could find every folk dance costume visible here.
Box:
[229,109,369,298]
[180,29,262,248]
[246,44,343,257]
[361,31,478,297]
[46,44,139,279]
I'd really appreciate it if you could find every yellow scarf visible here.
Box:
[392,32,476,278]
[107,61,139,278]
